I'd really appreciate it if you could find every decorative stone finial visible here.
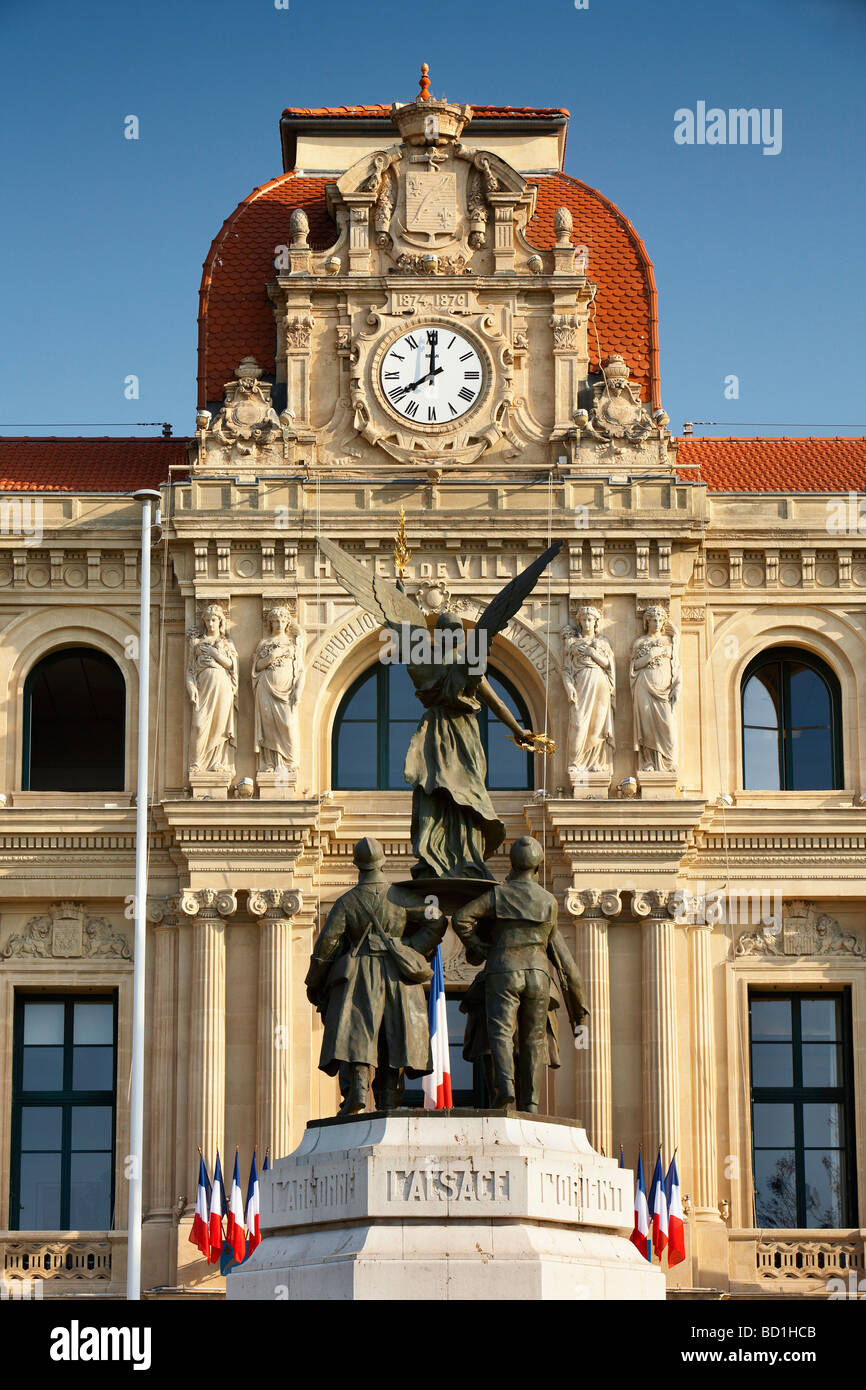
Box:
[554,206,573,247]
[289,208,310,248]
[419,62,431,101]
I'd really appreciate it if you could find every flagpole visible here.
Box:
[126,488,161,1302]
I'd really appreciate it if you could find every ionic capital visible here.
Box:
[247,888,303,921]
[147,895,183,927]
[632,888,674,921]
[566,888,622,920]
[180,888,238,920]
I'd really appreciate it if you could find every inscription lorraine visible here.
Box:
[386,1167,511,1202]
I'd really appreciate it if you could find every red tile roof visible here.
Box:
[0,438,190,492]
[197,171,659,408]
[675,436,866,492]
[281,104,569,120]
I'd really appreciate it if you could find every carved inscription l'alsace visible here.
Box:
[387,1167,510,1202]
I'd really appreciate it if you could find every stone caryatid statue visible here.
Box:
[630,604,680,774]
[187,603,238,775]
[315,534,560,882]
[253,606,305,774]
[561,607,615,774]
[304,837,446,1114]
[452,836,588,1112]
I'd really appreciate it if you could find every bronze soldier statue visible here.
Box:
[452,836,588,1112]
[305,836,446,1114]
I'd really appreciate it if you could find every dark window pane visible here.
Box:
[743,728,780,790]
[69,1152,112,1229]
[753,1103,794,1148]
[18,1152,62,1228]
[751,1043,793,1087]
[343,674,376,719]
[23,1002,65,1046]
[802,1043,840,1087]
[801,999,839,1042]
[336,721,377,788]
[803,1103,843,1148]
[751,999,792,1041]
[73,1003,113,1045]
[754,1150,797,1227]
[72,1047,113,1091]
[790,727,834,790]
[71,1106,114,1151]
[389,664,418,718]
[804,1150,844,1228]
[788,665,830,728]
[743,672,779,728]
[22,1047,64,1091]
[20,1106,62,1150]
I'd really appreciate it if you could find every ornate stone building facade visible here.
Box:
[1,74,865,1298]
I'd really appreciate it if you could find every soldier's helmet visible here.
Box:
[353,835,385,870]
[510,835,544,872]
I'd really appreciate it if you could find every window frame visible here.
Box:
[740,646,842,791]
[748,989,857,1229]
[332,661,533,791]
[21,646,127,793]
[10,992,118,1232]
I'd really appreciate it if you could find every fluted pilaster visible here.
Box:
[566,888,619,1155]
[182,889,236,1166]
[248,889,303,1162]
[688,921,719,1214]
[146,896,180,1213]
[635,889,680,1160]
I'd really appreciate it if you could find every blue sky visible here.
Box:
[1,0,864,438]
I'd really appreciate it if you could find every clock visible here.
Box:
[377,324,486,427]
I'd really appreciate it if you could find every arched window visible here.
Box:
[23,648,126,791]
[741,647,842,791]
[333,663,533,791]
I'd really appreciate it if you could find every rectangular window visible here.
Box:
[749,991,856,1228]
[10,995,116,1231]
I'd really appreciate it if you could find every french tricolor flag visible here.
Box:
[422,945,452,1110]
[245,1151,261,1256]
[225,1151,247,1264]
[665,1154,686,1267]
[189,1154,210,1258]
[629,1150,650,1260]
[208,1150,226,1265]
[649,1151,669,1259]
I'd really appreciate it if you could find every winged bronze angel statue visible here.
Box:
[317,535,561,882]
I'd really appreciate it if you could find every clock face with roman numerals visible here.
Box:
[378,326,485,427]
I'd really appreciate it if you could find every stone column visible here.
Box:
[146,896,180,1214]
[566,888,620,1156]
[248,888,303,1163]
[688,919,719,1215]
[182,889,237,1167]
[634,890,680,1160]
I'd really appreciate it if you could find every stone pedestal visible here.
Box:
[569,769,612,800]
[256,769,297,800]
[636,770,678,799]
[188,770,231,800]
[227,1111,665,1301]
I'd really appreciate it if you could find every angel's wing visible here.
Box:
[475,540,562,641]
[316,535,428,628]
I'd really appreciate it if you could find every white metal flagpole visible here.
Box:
[128,488,161,1301]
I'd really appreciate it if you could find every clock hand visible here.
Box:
[426,329,438,380]
[392,367,444,397]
